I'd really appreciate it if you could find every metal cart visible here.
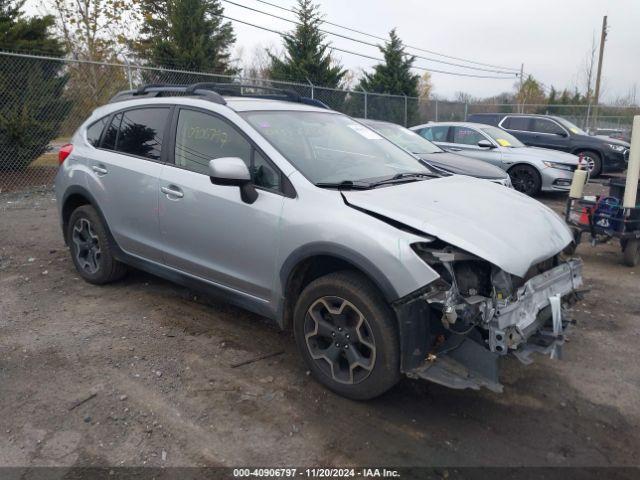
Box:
[564,177,640,266]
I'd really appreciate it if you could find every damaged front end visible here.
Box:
[395,242,584,393]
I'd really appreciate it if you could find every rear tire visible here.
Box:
[67,205,127,284]
[508,164,542,196]
[622,239,640,267]
[293,271,401,400]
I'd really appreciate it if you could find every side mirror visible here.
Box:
[477,139,496,149]
[209,157,258,204]
[556,131,568,137]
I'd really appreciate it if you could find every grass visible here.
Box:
[32,152,59,167]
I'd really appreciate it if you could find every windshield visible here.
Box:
[241,111,430,184]
[479,126,525,148]
[365,122,443,154]
[554,117,587,136]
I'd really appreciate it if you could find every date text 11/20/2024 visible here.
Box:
[233,468,401,478]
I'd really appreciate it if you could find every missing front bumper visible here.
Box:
[408,258,584,393]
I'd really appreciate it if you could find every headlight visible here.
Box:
[543,161,574,171]
[607,143,626,153]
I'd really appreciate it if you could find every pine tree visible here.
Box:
[358,29,419,96]
[135,0,237,74]
[268,0,346,88]
[355,29,420,124]
[0,0,70,171]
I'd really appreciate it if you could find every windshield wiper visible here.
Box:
[315,180,373,190]
[369,172,437,188]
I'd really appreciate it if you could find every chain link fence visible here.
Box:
[0,51,421,194]
[1,50,638,195]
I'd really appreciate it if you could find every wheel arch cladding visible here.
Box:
[278,243,400,330]
[61,187,110,245]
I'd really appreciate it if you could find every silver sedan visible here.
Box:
[411,121,579,196]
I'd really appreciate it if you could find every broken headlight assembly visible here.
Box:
[411,242,496,336]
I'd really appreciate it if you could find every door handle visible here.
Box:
[92,165,108,175]
[161,185,184,199]
[448,148,462,152]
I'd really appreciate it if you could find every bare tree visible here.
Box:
[245,45,272,80]
[580,33,598,104]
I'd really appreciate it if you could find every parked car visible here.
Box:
[55,84,583,399]
[359,118,512,187]
[411,122,579,196]
[466,113,629,177]
[592,128,632,144]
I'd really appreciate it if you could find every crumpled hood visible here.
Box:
[508,147,579,164]
[418,152,508,179]
[343,175,573,277]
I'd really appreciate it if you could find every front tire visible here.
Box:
[293,271,401,400]
[623,239,640,267]
[67,205,127,284]
[508,164,542,196]
[578,151,602,178]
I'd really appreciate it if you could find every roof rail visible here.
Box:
[109,84,226,105]
[109,82,329,109]
[191,83,301,102]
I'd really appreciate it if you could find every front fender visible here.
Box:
[279,242,401,304]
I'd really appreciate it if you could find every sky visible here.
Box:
[222,0,640,102]
[24,0,640,103]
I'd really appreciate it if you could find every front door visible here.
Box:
[529,118,572,152]
[158,107,285,302]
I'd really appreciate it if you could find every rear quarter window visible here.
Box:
[86,117,108,147]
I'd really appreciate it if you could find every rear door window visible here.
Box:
[418,126,449,142]
[102,113,121,151]
[114,108,170,160]
[502,116,531,131]
[452,126,485,146]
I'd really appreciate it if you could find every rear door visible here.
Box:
[158,107,285,302]
[499,116,538,145]
[415,125,450,149]
[90,106,171,262]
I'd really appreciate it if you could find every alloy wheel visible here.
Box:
[304,296,376,384]
[71,217,101,274]
[510,166,539,195]
[582,154,596,173]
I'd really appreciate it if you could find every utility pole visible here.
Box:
[519,63,524,113]
[592,15,608,131]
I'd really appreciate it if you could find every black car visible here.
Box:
[467,113,629,177]
[359,118,512,187]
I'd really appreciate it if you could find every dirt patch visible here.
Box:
[1,184,639,468]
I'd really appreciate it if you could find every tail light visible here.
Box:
[58,144,73,165]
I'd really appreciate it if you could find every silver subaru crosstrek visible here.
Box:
[55,84,583,399]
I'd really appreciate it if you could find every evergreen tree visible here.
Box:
[355,29,420,124]
[0,0,70,171]
[135,0,237,74]
[268,0,346,88]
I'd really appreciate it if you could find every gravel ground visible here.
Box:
[1,182,639,471]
